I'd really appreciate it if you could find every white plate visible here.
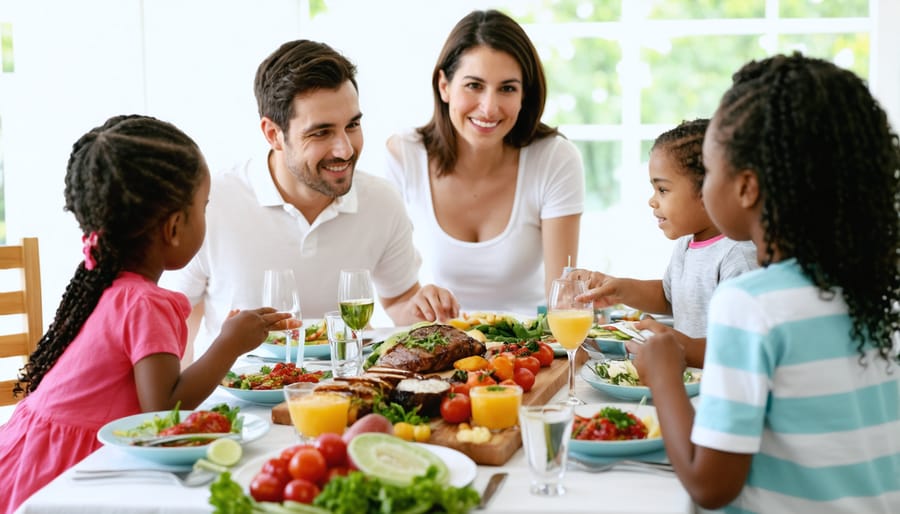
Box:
[234,442,476,488]
[97,410,270,466]
[580,360,701,401]
[568,402,664,457]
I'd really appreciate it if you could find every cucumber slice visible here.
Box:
[347,433,449,486]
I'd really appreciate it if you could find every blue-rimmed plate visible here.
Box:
[97,410,270,466]
[218,364,293,405]
[580,360,701,401]
[568,402,663,457]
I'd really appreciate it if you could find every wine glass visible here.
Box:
[262,269,302,365]
[547,278,592,405]
[337,269,374,359]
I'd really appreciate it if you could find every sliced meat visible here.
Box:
[377,324,486,373]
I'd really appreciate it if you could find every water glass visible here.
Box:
[325,310,362,378]
[519,403,575,496]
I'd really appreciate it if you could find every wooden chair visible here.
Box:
[0,238,42,406]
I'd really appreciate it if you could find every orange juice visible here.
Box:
[287,392,350,438]
[547,310,593,350]
[470,385,523,430]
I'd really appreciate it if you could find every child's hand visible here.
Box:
[217,307,295,354]
[568,268,621,308]
[627,331,685,390]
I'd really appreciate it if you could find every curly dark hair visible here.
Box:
[14,114,205,396]
[417,9,559,176]
[651,118,709,191]
[712,53,900,362]
[254,39,358,133]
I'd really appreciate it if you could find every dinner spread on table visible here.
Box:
[71,310,684,514]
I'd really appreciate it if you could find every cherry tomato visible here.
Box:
[261,457,292,485]
[533,343,555,367]
[283,478,320,504]
[440,392,472,424]
[327,466,350,482]
[279,444,313,463]
[250,473,284,502]
[314,433,348,468]
[289,447,328,485]
[515,356,541,376]
[450,382,470,396]
[513,367,536,392]
[499,378,517,387]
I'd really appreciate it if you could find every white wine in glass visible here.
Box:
[547,278,592,406]
[338,269,374,355]
[262,269,302,365]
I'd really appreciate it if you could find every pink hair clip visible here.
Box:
[82,231,100,270]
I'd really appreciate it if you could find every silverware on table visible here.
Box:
[72,468,217,487]
[130,432,239,447]
[568,458,674,475]
[477,472,508,509]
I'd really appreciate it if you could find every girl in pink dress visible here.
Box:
[0,115,295,514]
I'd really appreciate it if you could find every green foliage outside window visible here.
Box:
[647,0,765,19]
[779,0,869,18]
[511,0,620,22]
[642,35,764,124]
[543,38,622,125]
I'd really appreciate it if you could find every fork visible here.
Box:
[72,468,217,487]
[567,459,674,475]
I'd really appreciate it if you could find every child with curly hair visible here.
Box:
[569,118,757,367]
[631,54,900,512]
[0,115,294,514]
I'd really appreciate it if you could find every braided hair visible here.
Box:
[712,53,900,362]
[651,118,710,191]
[14,115,205,396]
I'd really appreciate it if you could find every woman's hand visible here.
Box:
[406,284,460,322]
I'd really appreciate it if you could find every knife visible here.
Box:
[477,472,508,510]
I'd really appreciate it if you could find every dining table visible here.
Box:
[14,348,697,514]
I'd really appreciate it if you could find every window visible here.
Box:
[508,0,873,277]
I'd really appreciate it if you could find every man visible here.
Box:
[162,39,459,359]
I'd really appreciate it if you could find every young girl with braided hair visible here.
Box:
[630,53,900,512]
[569,118,757,367]
[0,115,294,514]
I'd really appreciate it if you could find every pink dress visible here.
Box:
[0,272,191,514]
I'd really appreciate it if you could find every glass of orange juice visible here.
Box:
[469,384,523,431]
[283,382,350,441]
[547,279,592,405]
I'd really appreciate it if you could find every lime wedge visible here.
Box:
[205,438,242,467]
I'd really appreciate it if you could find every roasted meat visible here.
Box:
[376,324,486,373]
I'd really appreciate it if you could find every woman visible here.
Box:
[386,9,584,315]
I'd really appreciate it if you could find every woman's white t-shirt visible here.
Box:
[385,129,584,315]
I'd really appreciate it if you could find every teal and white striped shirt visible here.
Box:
[692,259,900,513]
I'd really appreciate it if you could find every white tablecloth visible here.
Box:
[16,354,695,514]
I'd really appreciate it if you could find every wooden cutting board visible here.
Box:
[271,348,589,465]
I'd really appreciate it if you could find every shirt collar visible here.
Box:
[248,149,360,215]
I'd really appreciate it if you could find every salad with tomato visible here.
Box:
[222,362,331,391]
[113,403,242,447]
[571,406,650,442]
